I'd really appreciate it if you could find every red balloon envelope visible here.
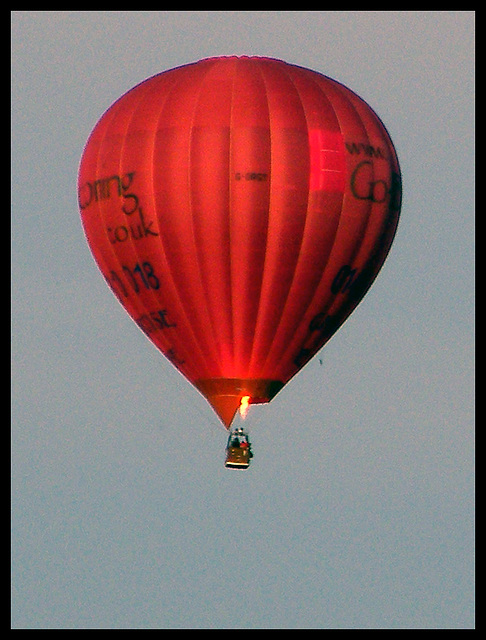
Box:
[78,56,401,428]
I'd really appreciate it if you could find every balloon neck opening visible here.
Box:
[195,378,284,429]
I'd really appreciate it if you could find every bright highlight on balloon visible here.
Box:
[239,396,251,420]
[78,56,401,468]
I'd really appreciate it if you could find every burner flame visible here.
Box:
[239,395,250,419]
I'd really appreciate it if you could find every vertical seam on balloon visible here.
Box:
[228,57,238,374]
[296,73,358,328]
[334,100,400,316]
[147,70,212,378]
[300,72,354,312]
[257,62,314,376]
[187,60,225,373]
[90,86,168,355]
[312,81,376,352]
[272,73,373,376]
[147,72,192,368]
[258,67,346,377]
[246,57,274,376]
[230,57,273,377]
[155,61,222,378]
[306,80,374,363]
[117,78,189,366]
[325,88,377,315]
[80,102,120,287]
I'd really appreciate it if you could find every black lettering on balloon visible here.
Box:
[234,172,268,181]
[293,314,339,367]
[345,142,386,158]
[350,161,389,203]
[79,172,138,211]
[331,265,358,295]
[107,208,158,244]
[79,172,159,243]
[293,347,312,368]
[164,348,185,366]
[331,264,375,303]
[105,261,160,298]
[136,309,177,335]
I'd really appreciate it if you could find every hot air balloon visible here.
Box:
[78,56,401,464]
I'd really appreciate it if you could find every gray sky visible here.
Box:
[12,11,474,629]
